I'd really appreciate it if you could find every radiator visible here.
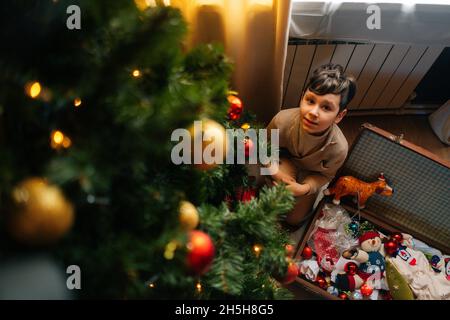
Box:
[282,41,444,111]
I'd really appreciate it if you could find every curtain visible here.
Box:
[171,0,292,124]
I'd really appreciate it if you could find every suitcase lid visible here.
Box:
[334,123,450,253]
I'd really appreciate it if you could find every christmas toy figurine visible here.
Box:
[351,230,386,278]
[335,230,386,292]
[323,173,393,208]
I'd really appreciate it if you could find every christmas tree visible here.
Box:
[0,1,295,299]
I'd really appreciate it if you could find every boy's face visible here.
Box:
[299,89,347,135]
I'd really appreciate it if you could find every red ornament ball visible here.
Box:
[338,292,349,300]
[301,246,313,260]
[244,137,254,158]
[344,262,358,276]
[316,275,328,289]
[186,230,215,275]
[360,283,374,297]
[227,95,243,120]
[384,240,399,256]
[285,244,295,258]
[391,232,403,244]
[228,111,240,121]
[239,188,256,203]
[227,95,243,111]
[281,261,299,284]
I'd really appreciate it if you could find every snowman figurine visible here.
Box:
[335,230,386,291]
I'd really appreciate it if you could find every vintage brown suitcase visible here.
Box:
[293,123,450,300]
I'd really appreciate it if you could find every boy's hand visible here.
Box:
[270,169,311,196]
[285,182,311,197]
[271,171,295,185]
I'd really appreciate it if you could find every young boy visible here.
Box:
[266,63,356,226]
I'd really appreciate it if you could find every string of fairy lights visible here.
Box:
[23,1,161,151]
[22,66,146,151]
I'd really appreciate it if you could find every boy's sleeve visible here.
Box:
[301,149,347,195]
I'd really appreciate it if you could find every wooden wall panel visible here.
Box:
[283,45,315,108]
[348,44,392,109]
[389,46,444,109]
[359,45,409,109]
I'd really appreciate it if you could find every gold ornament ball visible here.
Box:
[188,119,227,171]
[7,178,75,245]
[179,201,199,230]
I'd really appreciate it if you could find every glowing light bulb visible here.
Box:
[62,136,72,148]
[74,98,82,107]
[26,82,42,98]
[52,131,64,144]
[132,69,141,77]
[164,240,178,260]
[196,282,202,292]
[253,244,263,257]
[51,130,71,149]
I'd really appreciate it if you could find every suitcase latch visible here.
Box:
[391,133,404,144]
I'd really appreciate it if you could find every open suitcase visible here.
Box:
[293,123,450,300]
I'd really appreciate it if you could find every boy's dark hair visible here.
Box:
[304,63,356,111]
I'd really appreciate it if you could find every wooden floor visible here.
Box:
[286,114,449,299]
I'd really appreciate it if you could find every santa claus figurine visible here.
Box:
[335,230,386,291]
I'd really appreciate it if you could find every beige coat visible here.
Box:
[266,108,348,194]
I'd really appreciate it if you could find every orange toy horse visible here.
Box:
[323,173,393,208]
